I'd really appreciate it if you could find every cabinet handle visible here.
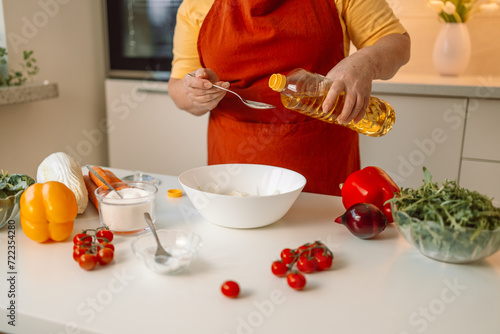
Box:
[136,88,169,95]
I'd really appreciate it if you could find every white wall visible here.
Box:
[0,0,107,178]
[388,0,500,75]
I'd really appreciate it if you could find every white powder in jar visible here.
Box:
[99,187,155,232]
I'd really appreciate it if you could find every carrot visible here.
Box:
[88,166,122,189]
[86,167,124,211]
[83,175,99,211]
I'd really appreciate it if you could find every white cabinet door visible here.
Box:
[460,160,500,201]
[459,99,500,201]
[105,79,208,176]
[359,94,467,189]
[462,99,500,161]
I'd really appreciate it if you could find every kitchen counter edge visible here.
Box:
[372,73,500,100]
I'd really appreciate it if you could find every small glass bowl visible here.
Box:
[122,170,160,186]
[0,191,23,229]
[131,230,202,275]
[95,181,158,235]
[392,204,500,264]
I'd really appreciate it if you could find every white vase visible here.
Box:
[432,23,471,76]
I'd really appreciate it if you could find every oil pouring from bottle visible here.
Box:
[269,68,395,137]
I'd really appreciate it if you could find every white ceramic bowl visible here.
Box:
[178,164,306,228]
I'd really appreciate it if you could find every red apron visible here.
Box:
[198,0,360,196]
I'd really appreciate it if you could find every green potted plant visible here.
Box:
[0,47,39,86]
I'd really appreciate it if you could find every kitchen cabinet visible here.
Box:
[460,99,500,200]
[460,160,500,202]
[461,99,500,161]
[359,94,467,189]
[105,78,208,176]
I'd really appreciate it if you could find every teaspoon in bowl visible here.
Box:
[143,212,172,264]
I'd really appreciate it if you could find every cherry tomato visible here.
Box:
[73,233,91,245]
[298,243,312,250]
[296,256,318,274]
[311,246,325,256]
[74,240,93,250]
[78,253,97,271]
[221,281,240,298]
[96,229,114,243]
[287,272,306,290]
[97,248,114,265]
[271,261,289,277]
[297,244,314,257]
[280,248,296,265]
[73,247,89,262]
[316,253,333,271]
[100,242,115,251]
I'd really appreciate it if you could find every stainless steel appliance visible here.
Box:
[104,0,182,80]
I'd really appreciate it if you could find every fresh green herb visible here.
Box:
[0,170,35,199]
[387,167,500,231]
[0,47,40,87]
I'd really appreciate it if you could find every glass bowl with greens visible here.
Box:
[388,168,500,264]
[0,171,35,228]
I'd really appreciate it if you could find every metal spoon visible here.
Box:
[86,165,123,199]
[186,72,276,109]
[143,212,172,264]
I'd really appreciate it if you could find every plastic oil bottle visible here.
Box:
[269,68,395,137]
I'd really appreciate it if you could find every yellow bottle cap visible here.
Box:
[269,73,286,92]
[167,189,183,198]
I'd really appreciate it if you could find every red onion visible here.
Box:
[334,203,388,239]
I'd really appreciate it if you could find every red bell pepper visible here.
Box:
[340,166,400,223]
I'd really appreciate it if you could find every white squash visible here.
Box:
[36,152,88,214]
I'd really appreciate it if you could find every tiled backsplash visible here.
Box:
[387,0,500,76]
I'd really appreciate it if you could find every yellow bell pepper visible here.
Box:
[20,181,78,243]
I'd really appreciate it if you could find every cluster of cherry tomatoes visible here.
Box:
[271,241,334,290]
[73,227,115,271]
[219,241,333,298]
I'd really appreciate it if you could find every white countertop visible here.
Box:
[1,168,499,334]
[373,73,500,99]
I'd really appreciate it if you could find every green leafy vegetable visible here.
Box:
[0,170,35,199]
[386,167,500,231]
[386,168,500,262]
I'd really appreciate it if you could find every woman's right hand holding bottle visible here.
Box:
[323,52,376,126]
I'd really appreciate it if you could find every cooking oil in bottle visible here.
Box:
[269,68,395,137]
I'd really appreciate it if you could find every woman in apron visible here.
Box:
[168,0,410,196]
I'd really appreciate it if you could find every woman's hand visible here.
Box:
[168,68,230,116]
[323,53,376,125]
[183,68,229,115]
[323,32,410,125]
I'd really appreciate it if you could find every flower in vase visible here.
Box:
[426,0,499,22]
[443,1,457,15]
